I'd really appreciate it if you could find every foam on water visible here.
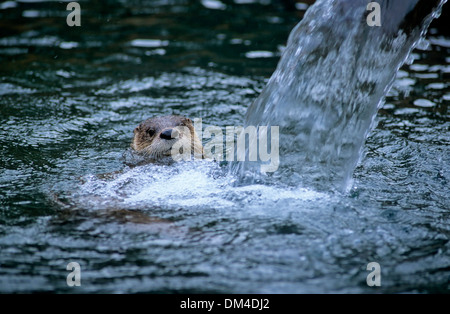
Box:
[75,160,328,213]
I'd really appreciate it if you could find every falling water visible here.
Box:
[233,0,447,192]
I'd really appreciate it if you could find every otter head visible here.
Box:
[131,115,203,161]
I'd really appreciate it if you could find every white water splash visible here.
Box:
[76,160,328,213]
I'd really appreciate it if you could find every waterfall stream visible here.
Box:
[233,0,447,192]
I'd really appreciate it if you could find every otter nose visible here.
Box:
[160,129,173,140]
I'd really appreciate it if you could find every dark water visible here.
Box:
[0,0,449,293]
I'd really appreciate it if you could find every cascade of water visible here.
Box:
[232,0,447,192]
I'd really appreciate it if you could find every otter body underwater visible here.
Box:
[131,115,204,163]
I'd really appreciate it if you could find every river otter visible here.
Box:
[132,115,204,161]
[49,115,204,228]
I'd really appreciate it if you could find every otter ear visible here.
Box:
[182,117,192,125]
[134,126,141,134]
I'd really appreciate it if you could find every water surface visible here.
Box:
[0,0,449,293]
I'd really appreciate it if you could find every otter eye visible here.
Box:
[146,129,155,137]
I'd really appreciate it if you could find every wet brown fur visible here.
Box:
[132,115,204,160]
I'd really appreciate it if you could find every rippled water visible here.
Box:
[0,0,449,293]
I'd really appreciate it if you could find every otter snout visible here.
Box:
[160,128,179,140]
[160,129,173,140]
